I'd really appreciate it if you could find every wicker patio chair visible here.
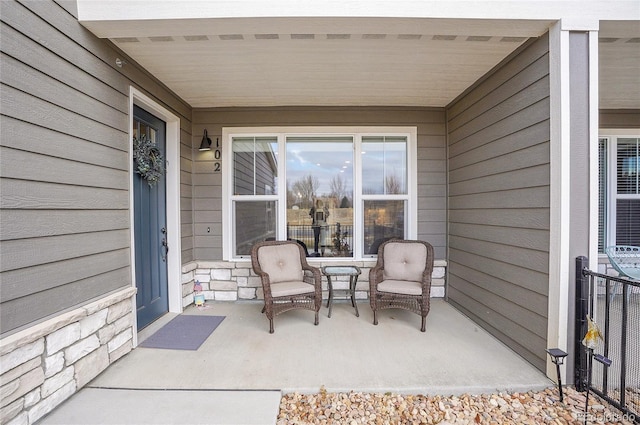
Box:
[605,246,640,301]
[251,240,322,333]
[369,239,434,332]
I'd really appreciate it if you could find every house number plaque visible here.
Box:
[213,138,221,173]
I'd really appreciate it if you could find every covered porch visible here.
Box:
[75,1,638,380]
[2,2,639,424]
[40,300,552,423]
[91,300,551,394]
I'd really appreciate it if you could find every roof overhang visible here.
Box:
[76,1,640,109]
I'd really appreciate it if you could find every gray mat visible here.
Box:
[139,315,225,350]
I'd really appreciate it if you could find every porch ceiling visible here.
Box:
[80,15,639,109]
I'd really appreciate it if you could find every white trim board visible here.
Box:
[129,87,183,345]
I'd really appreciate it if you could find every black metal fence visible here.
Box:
[286,223,353,256]
[576,256,640,423]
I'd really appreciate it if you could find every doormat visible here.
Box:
[139,315,225,350]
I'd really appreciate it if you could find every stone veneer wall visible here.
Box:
[0,287,136,425]
[181,260,447,306]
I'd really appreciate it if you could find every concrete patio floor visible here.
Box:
[40,299,554,424]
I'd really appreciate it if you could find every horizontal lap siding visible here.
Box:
[180,128,195,262]
[599,109,640,129]
[192,107,446,260]
[0,0,192,335]
[446,34,550,371]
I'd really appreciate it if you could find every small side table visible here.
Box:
[321,266,362,318]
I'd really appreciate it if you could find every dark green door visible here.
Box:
[133,105,168,330]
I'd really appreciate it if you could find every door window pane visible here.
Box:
[362,136,407,194]
[232,137,278,195]
[363,200,405,255]
[285,136,353,257]
[234,201,276,256]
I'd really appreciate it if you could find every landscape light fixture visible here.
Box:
[546,348,568,402]
[199,129,212,151]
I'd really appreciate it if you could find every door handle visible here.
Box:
[161,237,169,261]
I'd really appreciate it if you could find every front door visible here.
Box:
[133,105,169,330]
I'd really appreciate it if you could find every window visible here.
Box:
[286,136,354,257]
[361,136,408,255]
[223,127,417,259]
[599,134,640,252]
[230,137,278,255]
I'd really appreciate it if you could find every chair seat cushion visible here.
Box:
[383,242,427,282]
[377,279,423,296]
[270,281,315,297]
[257,244,304,283]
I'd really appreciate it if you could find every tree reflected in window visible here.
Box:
[286,137,353,257]
[362,136,407,195]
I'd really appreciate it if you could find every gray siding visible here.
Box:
[0,0,193,335]
[192,107,446,260]
[600,109,640,128]
[446,34,550,371]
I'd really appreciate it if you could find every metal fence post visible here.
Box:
[575,255,589,392]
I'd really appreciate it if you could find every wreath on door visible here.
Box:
[133,134,165,187]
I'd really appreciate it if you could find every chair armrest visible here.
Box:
[302,266,322,287]
[421,258,434,293]
[369,266,384,288]
[420,271,433,293]
[254,270,273,298]
[302,266,323,305]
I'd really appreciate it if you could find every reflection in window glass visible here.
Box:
[234,201,276,256]
[285,137,353,257]
[362,136,407,194]
[363,200,405,255]
[134,123,156,143]
[232,137,278,195]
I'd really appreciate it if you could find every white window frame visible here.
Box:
[222,126,417,261]
[599,130,640,252]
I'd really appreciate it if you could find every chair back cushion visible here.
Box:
[257,243,304,283]
[383,242,427,282]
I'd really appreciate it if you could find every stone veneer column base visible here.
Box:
[0,287,137,425]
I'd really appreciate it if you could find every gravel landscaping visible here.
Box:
[278,386,636,424]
